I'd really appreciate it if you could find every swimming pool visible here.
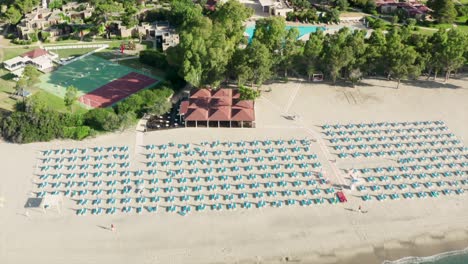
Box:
[244,25,326,42]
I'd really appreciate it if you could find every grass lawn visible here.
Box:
[2,46,35,60]
[94,49,137,60]
[53,48,97,59]
[433,23,468,32]
[414,27,437,36]
[116,58,166,79]
[0,69,18,111]
[32,90,87,114]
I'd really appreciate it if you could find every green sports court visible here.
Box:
[39,55,160,99]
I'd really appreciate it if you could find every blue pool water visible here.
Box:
[245,25,326,42]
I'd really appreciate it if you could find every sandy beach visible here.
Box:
[0,76,467,264]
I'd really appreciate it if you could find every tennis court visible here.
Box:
[39,55,160,106]
[79,72,158,108]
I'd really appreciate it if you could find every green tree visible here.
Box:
[303,30,325,80]
[430,29,467,81]
[64,85,78,111]
[239,85,260,100]
[84,108,121,131]
[383,29,420,88]
[16,0,39,14]
[321,28,354,83]
[281,27,302,77]
[364,29,386,75]
[336,0,349,11]
[118,111,137,131]
[427,0,457,24]
[234,40,273,87]
[49,0,63,9]
[146,97,172,116]
[329,8,341,23]
[5,5,21,25]
[253,17,287,54]
[22,65,41,87]
[349,68,362,88]
[14,77,28,96]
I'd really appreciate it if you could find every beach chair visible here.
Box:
[362,194,371,201]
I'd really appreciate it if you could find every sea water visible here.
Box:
[244,25,326,42]
[383,248,468,264]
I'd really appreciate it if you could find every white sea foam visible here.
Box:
[382,247,468,264]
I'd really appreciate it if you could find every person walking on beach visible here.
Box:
[358,205,362,213]
[111,224,115,232]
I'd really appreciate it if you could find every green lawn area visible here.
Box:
[433,23,468,32]
[415,27,437,36]
[3,46,35,60]
[53,48,97,59]
[32,90,87,114]
[94,49,137,60]
[0,68,18,111]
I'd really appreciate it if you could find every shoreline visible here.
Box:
[339,231,468,264]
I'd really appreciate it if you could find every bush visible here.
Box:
[113,93,144,115]
[139,50,169,69]
[61,113,84,127]
[12,38,32,45]
[239,85,260,100]
[83,108,121,131]
[62,126,91,140]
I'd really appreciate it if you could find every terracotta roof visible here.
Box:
[231,108,255,121]
[211,88,232,98]
[21,48,48,59]
[190,89,212,98]
[184,107,209,121]
[182,88,255,122]
[210,97,232,107]
[232,90,241,99]
[233,99,254,109]
[189,97,211,108]
[179,101,189,115]
[209,106,231,121]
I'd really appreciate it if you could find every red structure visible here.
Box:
[79,72,158,108]
[179,88,255,128]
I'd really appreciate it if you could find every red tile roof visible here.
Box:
[211,97,232,107]
[182,88,255,122]
[21,48,48,59]
[184,107,208,121]
[231,108,255,121]
[179,101,189,115]
[211,88,232,98]
[209,106,231,121]
[233,99,254,109]
[190,89,212,98]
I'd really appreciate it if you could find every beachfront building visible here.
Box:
[179,88,255,128]
[3,48,58,73]
[258,0,294,18]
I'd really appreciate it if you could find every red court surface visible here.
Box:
[79,72,158,108]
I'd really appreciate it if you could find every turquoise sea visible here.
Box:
[244,25,326,42]
[383,248,468,264]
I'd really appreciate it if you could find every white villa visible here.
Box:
[3,48,58,74]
